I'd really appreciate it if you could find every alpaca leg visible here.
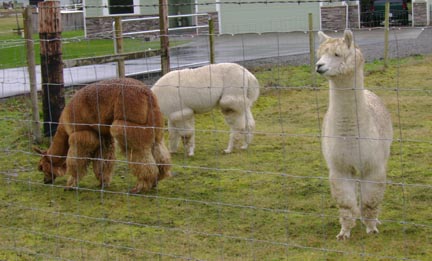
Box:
[171,119,195,157]
[66,131,100,189]
[221,109,245,153]
[128,147,159,193]
[180,121,195,157]
[168,120,181,154]
[242,107,256,150]
[329,169,360,240]
[170,109,195,156]
[220,95,254,153]
[92,136,116,189]
[111,120,159,193]
[152,141,172,182]
[225,131,241,154]
[360,166,387,234]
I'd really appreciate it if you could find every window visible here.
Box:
[109,0,134,14]
[102,0,139,15]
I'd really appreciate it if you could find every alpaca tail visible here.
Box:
[152,128,172,181]
[246,71,260,104]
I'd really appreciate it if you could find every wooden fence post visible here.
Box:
[308,13,316,82]
[114,16,125,77]
[159,0,170,75]
[39,1,65,137]
[208,16,215,64]
[24,6,42,144]
[384,0,390,68]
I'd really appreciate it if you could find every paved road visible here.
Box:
[0,28,430,98]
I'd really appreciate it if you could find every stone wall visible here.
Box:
[348,5,360,28]
[412,2,428,26]
[85,15,159,38]
[320,5,359,31]
[85,12,219,38]
[197,12,219,35]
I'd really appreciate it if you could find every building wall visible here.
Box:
[84,0,159,17]
[84,0,320,35]
[84,0,218,38]
[84,0,102,17]
[31,10,84,32]
[218,1,320,34]
[140,0,159,15]
[196,0,216,13]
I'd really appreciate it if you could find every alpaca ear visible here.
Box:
[344,30,354,49]
[318,31,329,43]
[33,146,46,155]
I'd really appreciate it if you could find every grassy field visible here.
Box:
[0,54,431,260]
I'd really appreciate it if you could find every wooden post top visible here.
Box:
[38,1,62,34]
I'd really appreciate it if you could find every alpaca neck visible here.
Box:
[330,68,364,90]
[47,124,69,164]
[329,68,365,107]
[327,70,367,134]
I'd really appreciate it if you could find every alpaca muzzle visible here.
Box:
[316,63,327,74]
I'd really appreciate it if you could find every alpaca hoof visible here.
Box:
[240,145,248,150]
[364,219,381,234]
[223,149,232,154]
[129,188,141,194]
[186,147,195,157]
[64,186,77,191]
[336,229,351,240]
[129,183,147,194]
[366,227,379,234]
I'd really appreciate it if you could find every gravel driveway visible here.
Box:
[238,27,432,68]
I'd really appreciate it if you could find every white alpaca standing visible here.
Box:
[151,63,260,156]
[316,30,393,240]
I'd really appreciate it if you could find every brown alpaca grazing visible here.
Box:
[34,78,171,193]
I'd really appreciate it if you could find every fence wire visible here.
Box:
[1,2,432,260]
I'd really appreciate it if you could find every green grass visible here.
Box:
[0,10,23,39]
[1,54,432,259]
[0,15,187,69]
[0,29,184,69]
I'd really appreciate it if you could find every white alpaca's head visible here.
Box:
[316,30,364,79]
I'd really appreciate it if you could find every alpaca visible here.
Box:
[316,30,393,240]
[151,63,260,156]
[34,78,171,193]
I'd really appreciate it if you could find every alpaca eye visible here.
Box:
[335,53,341,57]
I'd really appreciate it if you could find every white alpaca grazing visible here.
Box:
[316,30,393,240]
[151,63,260,156]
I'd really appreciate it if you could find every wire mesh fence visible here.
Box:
[0,1,432,260]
